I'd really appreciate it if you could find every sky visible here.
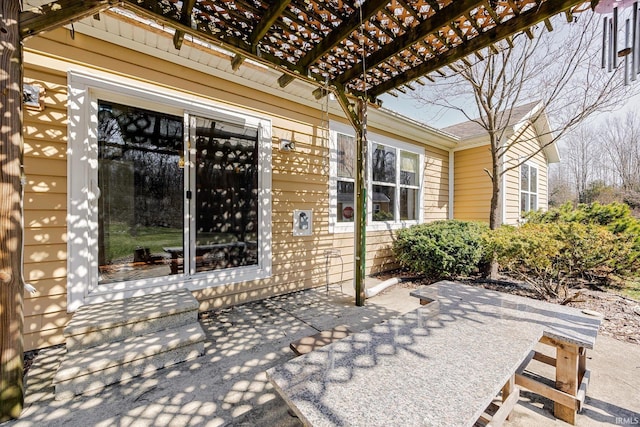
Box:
[379,89,640,131]
[378,92,470,130]
[375,6,640,131]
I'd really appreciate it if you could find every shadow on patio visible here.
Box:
[5,282,640,427]
[8,283,420,427]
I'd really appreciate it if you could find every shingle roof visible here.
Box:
[440,101,542,140]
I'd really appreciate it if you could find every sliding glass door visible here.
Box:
[189,116,259,275]
[96,102,260,285]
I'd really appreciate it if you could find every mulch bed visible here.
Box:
[377,270,640,346]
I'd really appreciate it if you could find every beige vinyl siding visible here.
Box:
[424,146,450,221]
[22,28,450,349]
[503,126,549,225]
[23,65,70,350]
[453,146,493,223]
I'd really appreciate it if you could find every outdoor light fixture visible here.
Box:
[597,0,640,85]
[280,139,295,151]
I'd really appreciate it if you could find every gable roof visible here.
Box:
[440,101,542,139]
[441,101,560,163]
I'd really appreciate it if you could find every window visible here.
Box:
[371,144,396,221]
[329,122,423,232]
[400,151,419,220]
[68,71,271,310]
[520,163,538,213]
[336,133,356,223]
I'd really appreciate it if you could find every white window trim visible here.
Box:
[67,70,272,312]
[519,161,539,218]
[329,121,424,234]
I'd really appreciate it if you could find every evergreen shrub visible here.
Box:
[393,220,488,279]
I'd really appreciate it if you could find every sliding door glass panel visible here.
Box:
[97,101,184,284]
[193,116,259,273]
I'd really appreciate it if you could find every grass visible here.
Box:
[105,223,183,261]
[621,279,640,301]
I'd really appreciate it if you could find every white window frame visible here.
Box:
[329,121,424,234]
[519,161,539,215]
[67,70,272,311]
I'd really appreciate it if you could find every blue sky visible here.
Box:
[378,93,469,129]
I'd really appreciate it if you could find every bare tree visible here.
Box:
[547,162,574,206]
[564,125,597,202]
[600,111,640,192]
[413,13,636,230]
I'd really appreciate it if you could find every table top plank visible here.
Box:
[267,281,601,427]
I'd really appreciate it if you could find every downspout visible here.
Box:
[334,89,367,306]
[448,150,454,219]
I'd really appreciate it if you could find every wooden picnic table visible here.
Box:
[163,242,246,274]
[266,281,601,427]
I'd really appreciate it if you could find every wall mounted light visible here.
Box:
[23,84,45,111]
[280,139,295,151]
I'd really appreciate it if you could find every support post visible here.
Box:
[0,0,25,421]
[555,345,579,425]
[333,88,367,306]
[354,99,367,306]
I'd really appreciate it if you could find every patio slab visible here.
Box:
[3,280,639,427]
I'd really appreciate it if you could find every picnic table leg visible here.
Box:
[554,344,579,425]
[501,375,516,421]
[170,254,179,275]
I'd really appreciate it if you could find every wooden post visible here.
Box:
[354,99,367,306]
[554,345,579,425]
[0,0,25,421]
[333,89,367,307]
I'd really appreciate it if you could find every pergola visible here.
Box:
[1,0,592,420]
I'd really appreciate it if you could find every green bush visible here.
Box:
[393,220,488,279]
[490,221,638,296]
[525,202,640,253]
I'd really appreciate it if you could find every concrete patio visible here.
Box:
[4,280,640,427]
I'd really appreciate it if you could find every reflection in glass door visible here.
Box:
[190,116,259,274]
[97,101,184,284]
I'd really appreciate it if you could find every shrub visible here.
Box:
[490,221,638,298]
[525,202,640,253]
[393,220,488,279]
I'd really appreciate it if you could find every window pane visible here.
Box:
[372,185,395,221]
[520,164,529,192]
[194,116,259,272]
[337,133,355,179]
[530,166,537,193]
[337,180,355,222]
[520,192,528,213]
[372,144,396,183]
[97,101,184,284]
[530,194,537,211]
[400,188,418,220]
[400,151,418,186]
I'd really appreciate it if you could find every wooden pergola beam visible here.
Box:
[367,0,583,97]
[251,0,291,45]
[117,1,319,84]
[20,0,119,40]
[232,0,292,70]
[1,0,25,421]
[173,0,197,50]
[276,0,389,86]
[298,0,389,69]
[335,0,481,87]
